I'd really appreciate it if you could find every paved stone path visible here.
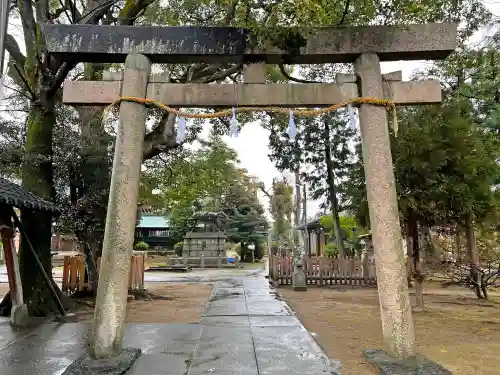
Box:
[0,272,339,375]
[0,264,262,284]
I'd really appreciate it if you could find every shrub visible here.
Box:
[134,241,150,251]
[324,243,338,258]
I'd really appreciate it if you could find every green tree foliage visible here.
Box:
[140,136,268,259]
[320,215,366,256]
[266,65,356,255]
[394,105,500,227]
[260,177,294,243]
[140,136,239,237]
[217,168,269,259]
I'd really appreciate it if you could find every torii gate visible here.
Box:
[42,22,457,361]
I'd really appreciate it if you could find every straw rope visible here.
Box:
[103,96,398,133]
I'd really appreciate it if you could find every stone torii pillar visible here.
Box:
[355,54,414,358]
[89,53,151,360]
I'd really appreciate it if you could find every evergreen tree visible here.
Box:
[266,65,355,255]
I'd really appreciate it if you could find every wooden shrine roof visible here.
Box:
[0,177,58,213]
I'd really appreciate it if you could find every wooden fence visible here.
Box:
[269,255,377,286]
[62,253,146,294]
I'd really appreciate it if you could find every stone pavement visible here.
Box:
[0,264,263,284]
[0,272,339,375]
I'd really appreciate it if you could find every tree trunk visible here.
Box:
[455,223,462,263]
[421,226,441,260]
[19,94,57,316]
[74,63,112,291]
[76,105,110,289]
[323,120,345,256]
[465,212,485,299]
[405,224,413,287]
[80,234,101,290]
[294,170,301,246]
[408,212,424,309]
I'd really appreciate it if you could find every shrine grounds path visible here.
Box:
[0,268,340,375]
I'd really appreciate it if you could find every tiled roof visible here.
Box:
[136,215,170,228]
[295,218,321,230]
[0,177,59,213]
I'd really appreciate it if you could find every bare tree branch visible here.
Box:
[52,6,69,21]
[259,183,272,199]
[118,0,155,25]
[3,82,33,100]
[142,132,180,161]
[142,62,243,161]
[66,0,83,21]
[17,0,37,61]
[76,0,117,24]
[57,2,72,22]
[223,0,239,25]
[198,64,243,83]
[5,34,26,68]
[35,0,50,22]
[48,62,75,97]
[190,65,220,82]
[278,63,322,84]
[11,62,36,99]
[50,0,143,95]
[338,0,351,25]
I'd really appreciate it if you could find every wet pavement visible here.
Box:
[0,271,339,375]
[0,265,262,284]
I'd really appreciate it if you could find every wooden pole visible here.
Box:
[11,209,66,317]
[0,208,28,326]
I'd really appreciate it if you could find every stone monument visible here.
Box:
[182,211,227,268]
[292,242,307,291]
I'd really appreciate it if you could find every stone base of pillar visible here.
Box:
[10,304,29,327]
[363,349,451,375]
[292,269,307,291]
[62,348,141,375]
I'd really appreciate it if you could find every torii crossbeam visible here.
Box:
[42,23,456,64]
[62,75,442,107]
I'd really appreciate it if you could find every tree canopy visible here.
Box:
[139,135,269,253]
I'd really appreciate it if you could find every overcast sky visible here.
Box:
[2,2,499,221]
